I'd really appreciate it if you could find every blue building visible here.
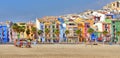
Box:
[39,23,45,43]
[0,26,9,43]
[58,18,66,42]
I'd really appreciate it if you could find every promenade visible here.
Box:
[0,44,120,58]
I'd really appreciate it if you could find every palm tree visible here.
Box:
[31,27,37,33]
[87,28,94,41]
[19,26,25,39]
[102,30,108,45]
[31,27,37,39]
[116,31,120,44]
[11,23,18,32]
[26,29,30,39]
[38,30,43,36]
[11,23,20,39]
[45,28,50,42]
[103,31,108,36]
[75,29,82,42]
[87,28,95,46]
[54,29,60,42]
[38,30,43,42]
[65,30,70,42]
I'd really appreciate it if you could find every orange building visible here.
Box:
[74,18,94,42]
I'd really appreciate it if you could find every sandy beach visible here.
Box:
[0,44,120,58]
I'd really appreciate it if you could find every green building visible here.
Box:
[111,20,120,42]
[104,19,112,42]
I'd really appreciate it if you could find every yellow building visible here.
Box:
[74,18,85,42]
[26,22,36,40]
[16,22,36,40]
[17,22,27,39]
[74,18,94,42]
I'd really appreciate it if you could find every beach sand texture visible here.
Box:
[0,44,120,58]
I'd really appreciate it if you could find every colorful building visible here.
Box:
[65,19,78,43]
[36,16,61,43]
[111,19,120,42]
[0,26,9,43]
[103,18,112,41]
[74,18,85,42]
[58,18,66,42]
[4,1,120,44]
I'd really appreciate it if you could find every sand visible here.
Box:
[0,44,120,58]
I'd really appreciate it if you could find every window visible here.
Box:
[87,25,90,28]
[27,26,29,28]
[117,2,119,7]
[56,25,59,28]
[45,26,47,28]
[105,29,107,31]
[95,17,100,21]
[69,28,73,31]
[112,21,115,23]
[105,24,108,28]
[53,30,54,32]
[52,26,55,28]
[78,24,82,26]
[53,34,55,37]
[74,34,77,36]
[74,27,77,30]
[114,29,116,32]
[113,25,115,28]
[69,23,75,25]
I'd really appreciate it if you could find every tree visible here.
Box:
[87,28,94,40]
[26,29,30,39]
[19,26,25,38]
[87,28,94,45]
[54,29,60,42]
[65,30,70,42]
[11,23,20,39]
[102,30,108,45]
[116,31,120,44]
[31,27,37,33]
[102,31,108,36]
[75,29,82,42]
[31,27,37,39]
[102,31,108,41]
[11,23,18,32]
[20,26,25,33]
[45,28,50,42]
[87,28,94,35]
[38,30,43,35]
[37,30,43,42]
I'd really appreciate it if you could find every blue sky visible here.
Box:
[0,0,114,22]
